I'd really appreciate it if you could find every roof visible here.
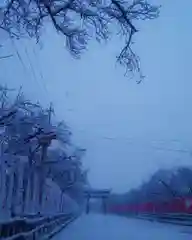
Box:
[84,188,111,197]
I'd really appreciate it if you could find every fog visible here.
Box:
[1,0,192,193]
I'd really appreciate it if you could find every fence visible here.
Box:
[108,197,192,226]
[0,156,65,219]
[136,213,192,226]
[0,213,78,239]
[109,197,192,214]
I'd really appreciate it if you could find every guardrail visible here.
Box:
[136,213,192,226]
[0,213,78,239]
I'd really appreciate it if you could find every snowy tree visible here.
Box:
[46,147,87,203]
[0,0,160,79]
[0,86,86,217]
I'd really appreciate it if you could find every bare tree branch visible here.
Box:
[0,110,17,125]
[0,0,160,79]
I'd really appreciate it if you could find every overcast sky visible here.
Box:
[0,0,192,193]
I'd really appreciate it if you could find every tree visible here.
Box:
[45,146,87,208]
[0,0,160,79]
[0,85,86,216]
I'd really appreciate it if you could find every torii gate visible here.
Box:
[84,189,111,214]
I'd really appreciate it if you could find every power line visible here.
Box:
[10,38,52,105]
[11,38,29,77]
[31,46,51,98]
[24,46,50,103]
[78,131,192,155]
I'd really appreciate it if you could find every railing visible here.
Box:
[0,213,78,239]
[136,213,192,226]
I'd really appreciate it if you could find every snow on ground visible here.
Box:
[54,214,192,240]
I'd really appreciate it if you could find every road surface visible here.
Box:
[55,214,192,240]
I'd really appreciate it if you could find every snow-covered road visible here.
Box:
[54,214,192,240]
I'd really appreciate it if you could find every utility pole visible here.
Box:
[37,133,56,214]
[37,104,56,214]
[48,102,54,124]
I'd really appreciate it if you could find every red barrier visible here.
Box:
[109,197,192,214]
